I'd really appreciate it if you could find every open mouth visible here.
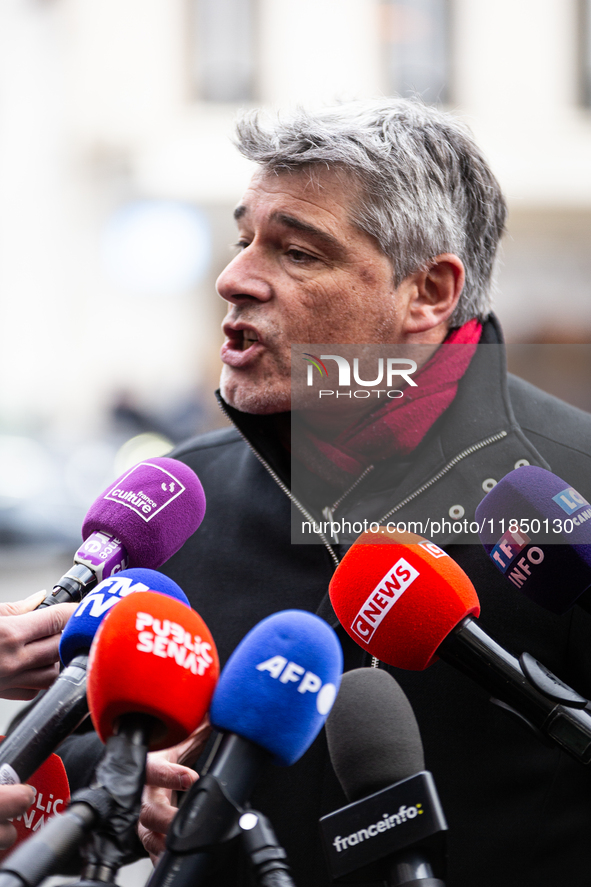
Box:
[240,329,259,351]
[221,325,263,367]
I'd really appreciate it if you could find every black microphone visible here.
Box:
[148,609,343,887]
[320,668,447,887]
[0,716,155,887]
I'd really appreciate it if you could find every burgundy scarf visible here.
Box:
[293,319,482,485]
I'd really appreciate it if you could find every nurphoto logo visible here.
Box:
[303,351,418,400]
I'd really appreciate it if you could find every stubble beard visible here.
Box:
[220,352,292,415]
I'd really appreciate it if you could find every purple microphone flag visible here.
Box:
[74,532,128,583]
[104,461,187,522]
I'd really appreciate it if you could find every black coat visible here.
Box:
[60,317,591,886]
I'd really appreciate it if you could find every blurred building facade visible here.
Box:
[0,0,591,544]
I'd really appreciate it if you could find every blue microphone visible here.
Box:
[0,568,189,785]
[148,609,343,887]
[59,567,189,666]
[210,608,341,765]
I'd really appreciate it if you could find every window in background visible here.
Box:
[191,0,257,102]
[581,0,591,107]
[380,0,450,104]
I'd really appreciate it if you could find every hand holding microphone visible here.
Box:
[0,455,205,695]
[0,753,70,862]
[0,787,35,851]
[138,731,206,863]
[0,594,75,700]
[0,457,204,698]
[80,589,218,883]
[132,656,215,862]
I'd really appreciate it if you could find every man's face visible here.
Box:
[217,167,407,415]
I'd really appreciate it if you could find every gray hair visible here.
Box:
[235,99,507,326]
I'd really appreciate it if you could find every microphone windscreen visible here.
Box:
[59,568,189,666]
[0,750,70,861]
[325,668,424,802]
[87,591,219,750]
[475,465,591,613]
[329,536,480,669]
[210,610,343,766]
[81,457,206,570]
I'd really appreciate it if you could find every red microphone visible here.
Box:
[329,528,591,764]
[87,590,220,750]
[329,528,479,670]
[0,753,70,862]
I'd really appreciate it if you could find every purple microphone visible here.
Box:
[476,465,591,614]
[38,457,206,608]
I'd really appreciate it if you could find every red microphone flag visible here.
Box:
[0,750,70,861]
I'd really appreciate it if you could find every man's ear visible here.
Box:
[401,254,465,336]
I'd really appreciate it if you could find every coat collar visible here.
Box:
[216,316,551,550]
[216,314,548,495]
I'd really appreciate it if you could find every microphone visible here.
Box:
[0,753,70,862]
[329,534,591,764]
[148,609,343,887]
[87,589,218,750]
[475,465,591,614]
[320,668,447,886]
[0,590,219,887]
[0,568,190,785]
[39,457,206,608]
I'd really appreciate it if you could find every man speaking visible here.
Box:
[69,99,591,885]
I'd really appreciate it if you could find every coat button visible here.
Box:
[482,478,497,492]
[514,459,530,469]
[449,504,465,519]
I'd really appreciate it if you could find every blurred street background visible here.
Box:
[1,1,591,879]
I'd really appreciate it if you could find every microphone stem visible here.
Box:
[0,655,90,784]
[79,714,156,883]
[81,860,120,883]
[438,617,591,763]
[438,617,554,724]
[38,565,97,608]
[114,713,155,749]
[255,874,297,887]
[0,802,99,887]
[240,810,296,887]
[201,732,270,795]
